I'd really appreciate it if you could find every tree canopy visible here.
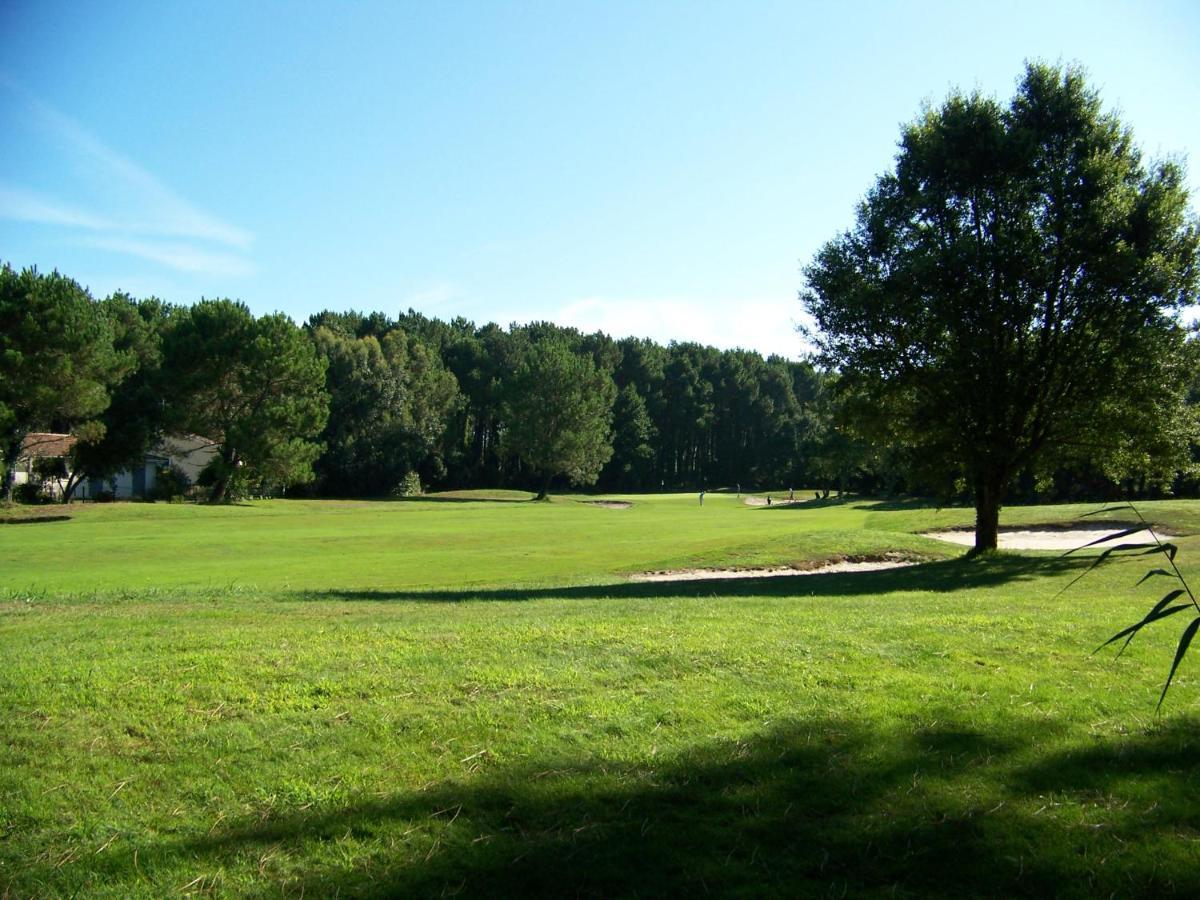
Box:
[309,325,460,496]
[0,265,131,500]
[163,299,329,502]
[501,340,617,499]
[802,63,1200,551]
[65,293,174,501]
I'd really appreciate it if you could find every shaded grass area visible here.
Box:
[313,553,1080,603]
[3,496,1200,895]
[34,715,1200,898]
[859,497,1200,536]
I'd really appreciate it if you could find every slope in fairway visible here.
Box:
[2,494,1200,897]
[0,492,951,594]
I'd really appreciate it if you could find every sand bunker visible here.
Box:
[742,496,803,507]
[582,500,633,509]
[630,558,915,582]
[924,526,1163,551]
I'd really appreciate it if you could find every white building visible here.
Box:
[14,432,218,501]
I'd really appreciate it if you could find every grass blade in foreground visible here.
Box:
[1067,501,1200,708]
[1159,617,1200,709]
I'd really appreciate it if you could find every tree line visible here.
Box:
[2,258,1195,506]
[0,266,853,502]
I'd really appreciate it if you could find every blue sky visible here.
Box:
[2,0,1198,358]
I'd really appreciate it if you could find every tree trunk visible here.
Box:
[209,447,237,504]
[62,470,83,504]
[534,473,551,501]
[973,473,1005,554]
[2,433,25,503]
[210,473,231,504]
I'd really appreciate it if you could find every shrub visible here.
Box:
[150,465,190,501]
[14,482,48,504]
[392,471,423,497]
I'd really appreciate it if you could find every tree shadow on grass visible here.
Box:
[306,555,1084,604]
[755,495,854,510]
[72,716,1200,897]
[1016,721,1200,797]
[859,496,948,512]
[390,494,537,504]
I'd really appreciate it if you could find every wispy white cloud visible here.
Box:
[402,282,460,311]
[532,295,814,359]
[80,237,256,278]
[0,184,116,231]
[0,74,254,276]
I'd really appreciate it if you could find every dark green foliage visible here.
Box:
[803,64,1200,550]
[608,384,656,488]
[0,265,131,500]
[306,311,852,494]
[149,465,190,501]
[10,241,1200,506]
[163,299,329,502]
[501,340,617,499]
[65,294,174,500]
[309,326,459,495]
[310,328,403,495]
[13,480,48,503]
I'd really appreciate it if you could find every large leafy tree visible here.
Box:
[310,326,460,495]
[308,327,400,495]
[0,265,131,501]
[606,384,656,489]
[501,340,617,500]
[380,329,461,483]
[163,299,329,502]
[802,64,1199,551]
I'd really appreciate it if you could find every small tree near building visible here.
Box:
[163,299,329,503]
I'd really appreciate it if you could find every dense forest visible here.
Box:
[307,307,829,494]
[2,263,1196,504]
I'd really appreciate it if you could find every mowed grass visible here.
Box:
[0,491,956,594]
[2,493,1200,897]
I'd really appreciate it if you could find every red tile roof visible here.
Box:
[19,433,77,459]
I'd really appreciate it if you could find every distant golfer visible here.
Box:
[788,487,794,502]
[736,483,741,498]
[699,490,705,506]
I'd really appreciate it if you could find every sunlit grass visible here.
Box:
[2,494,1199,896]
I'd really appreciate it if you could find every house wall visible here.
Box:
[75,459,160,500]
[157,435,218,484]
[12,460,66,498]
[18,434,217,501]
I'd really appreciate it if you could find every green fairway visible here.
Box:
[3,494,1200,897]
[0,491,963,594]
